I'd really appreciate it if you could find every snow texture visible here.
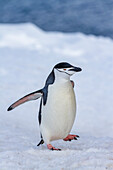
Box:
[0,23,113,170]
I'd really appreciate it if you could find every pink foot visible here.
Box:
[63,134,79,141]
[47,144,61,151]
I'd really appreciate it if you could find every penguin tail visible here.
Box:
[37,139,44,146]
[7,89,43,111]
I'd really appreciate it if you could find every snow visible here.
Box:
[0,23,113,169]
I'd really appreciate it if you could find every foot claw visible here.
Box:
[76,135,80,138]
[50,147,61,151]
[58,148,61,151]
[74,137,78,140]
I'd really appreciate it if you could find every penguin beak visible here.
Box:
[69,67,82,72]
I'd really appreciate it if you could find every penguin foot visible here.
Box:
[47,144,61,151]
[63,134,79,141]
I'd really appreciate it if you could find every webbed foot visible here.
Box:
[63,134,79,141]
[47,144,61,151]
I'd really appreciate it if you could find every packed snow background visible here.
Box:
[0,23,113,169]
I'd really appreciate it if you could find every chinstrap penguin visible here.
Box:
[7,62,82,151]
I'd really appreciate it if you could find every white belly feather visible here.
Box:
[40,81,76,144]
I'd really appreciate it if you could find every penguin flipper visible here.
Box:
[70,80,74,88]
[7,90,43,111]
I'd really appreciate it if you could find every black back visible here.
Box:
[38,69,55,125]
[43,69,55,105]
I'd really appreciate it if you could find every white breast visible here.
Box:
[40,80,76,144]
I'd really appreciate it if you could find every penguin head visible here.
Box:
[54,62,82,80]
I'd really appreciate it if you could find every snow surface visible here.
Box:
[0,23,113,170]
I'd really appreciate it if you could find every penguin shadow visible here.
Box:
[34,137,83,151]
[32,133,105,152]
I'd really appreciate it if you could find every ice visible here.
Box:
[0,23,113,169]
